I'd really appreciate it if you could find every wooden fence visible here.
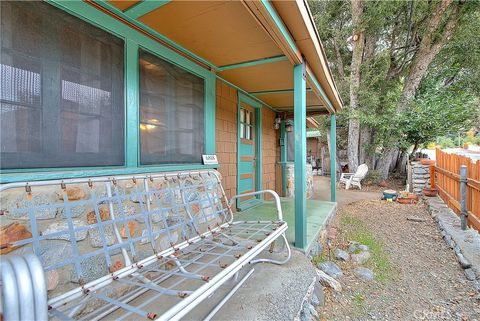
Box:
[434,148,480,231]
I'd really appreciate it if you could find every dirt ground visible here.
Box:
[319,199,480,321]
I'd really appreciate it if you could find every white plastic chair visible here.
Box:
[339,164,369,190]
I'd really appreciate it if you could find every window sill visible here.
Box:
[0,164,220,184]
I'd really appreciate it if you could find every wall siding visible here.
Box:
[215,80,281,202]
[215,80,238,200]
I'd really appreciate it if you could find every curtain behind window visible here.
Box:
[0,2,124,169]
[139,50,205,165]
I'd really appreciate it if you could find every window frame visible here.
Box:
[0,0,216,183]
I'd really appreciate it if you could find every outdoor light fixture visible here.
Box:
[286,120,293,132]
[273,117,282,130]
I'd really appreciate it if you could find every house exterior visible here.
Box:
[0,0,342,249]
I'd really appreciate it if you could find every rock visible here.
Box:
[39,242,72,267]
[354,267,375,281]
[45,270,59,291]
[351,251,371,265]
[348,242,359,253]
[319,261,343,279]
[70,254,108,283]
[313,281,325,307]
[456,252,472,269]
[310,242,323,257]
[311,293,321,307]
[358,244,369,252]
[465,268,476,281]
[57,187,87,201]
[108,260,124,273]
[6,194,57,220]
[334,248,349,261]
[120,221,137,238]
[89,225,117,247]
[43,220,87,242]
[86,207,110,224]
[307,303,319,320]
[316,269,342,292]
[57,205,87,219]
[0,222,32,254]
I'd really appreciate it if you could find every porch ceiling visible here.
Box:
[104,0,338,113]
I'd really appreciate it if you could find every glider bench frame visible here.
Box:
[0,170,290,321]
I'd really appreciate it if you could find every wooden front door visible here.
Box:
[237,102,260,210]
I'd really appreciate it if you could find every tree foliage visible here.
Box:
[310,0,480,177]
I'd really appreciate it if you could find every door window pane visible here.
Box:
[0,2,125,169]
[139,49,205,165]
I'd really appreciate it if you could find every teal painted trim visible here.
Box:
[218,55,287,71]
[260,0,299,54]
[204,72,216,154]
[0,164,219,184]
[255,104,263,197]
[123,0,171,19]
[280,120,287,196]
[93,0,218,71]
[126,40,139,167]
[293,62,307,249]
[330,114,337,202]
[250,88,312,95]
[216,75,278,113]
[307,70,335,113]
[236,92,263,208]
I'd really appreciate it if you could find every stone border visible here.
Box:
[425,196,480,292]
[294,276,324,321]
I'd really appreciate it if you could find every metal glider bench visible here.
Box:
[0,170,290,320]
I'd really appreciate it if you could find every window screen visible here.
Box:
[139,49,205,165]
[0,2,125,170]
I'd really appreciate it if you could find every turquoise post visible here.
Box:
[125,40,139,167]
[330,114,337,202]
[294,62,307,249]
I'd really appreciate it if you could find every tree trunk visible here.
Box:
[396,0,460,112]
[327,129,342,179]
[396,151,408,175]
[359,125,372,167]
[347,0,365,173]
[376,148,396,180]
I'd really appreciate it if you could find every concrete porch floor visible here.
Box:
[234,198,336,253]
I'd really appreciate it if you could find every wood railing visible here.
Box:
[434,148,480,231]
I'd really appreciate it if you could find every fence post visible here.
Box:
[429,164,436,189]
[460,165,468,230]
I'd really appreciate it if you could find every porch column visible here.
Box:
[294,61,307,249]
[330,114,337,202]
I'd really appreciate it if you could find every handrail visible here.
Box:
[228,190,283,221]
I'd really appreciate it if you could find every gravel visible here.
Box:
[320,200,480,320]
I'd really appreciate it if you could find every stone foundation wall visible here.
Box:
[409,161,431,195]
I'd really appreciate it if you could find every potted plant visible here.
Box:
[422,187,438,197]
[397,191,418,204]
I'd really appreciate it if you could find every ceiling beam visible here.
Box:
[250,88,312,95]
[217,55,287,72]
[124,0,171,20]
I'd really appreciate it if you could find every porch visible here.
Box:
[236,199,336,253]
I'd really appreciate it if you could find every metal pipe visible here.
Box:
[203,268,255,321]
[460,165,468,230]
[106,182,132,266]
[24,252,48,321]
[1,260,20,321]
[158,223,288,321]
[229,190,283,221]
[249,234,291,265]
[9,255,35,320]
